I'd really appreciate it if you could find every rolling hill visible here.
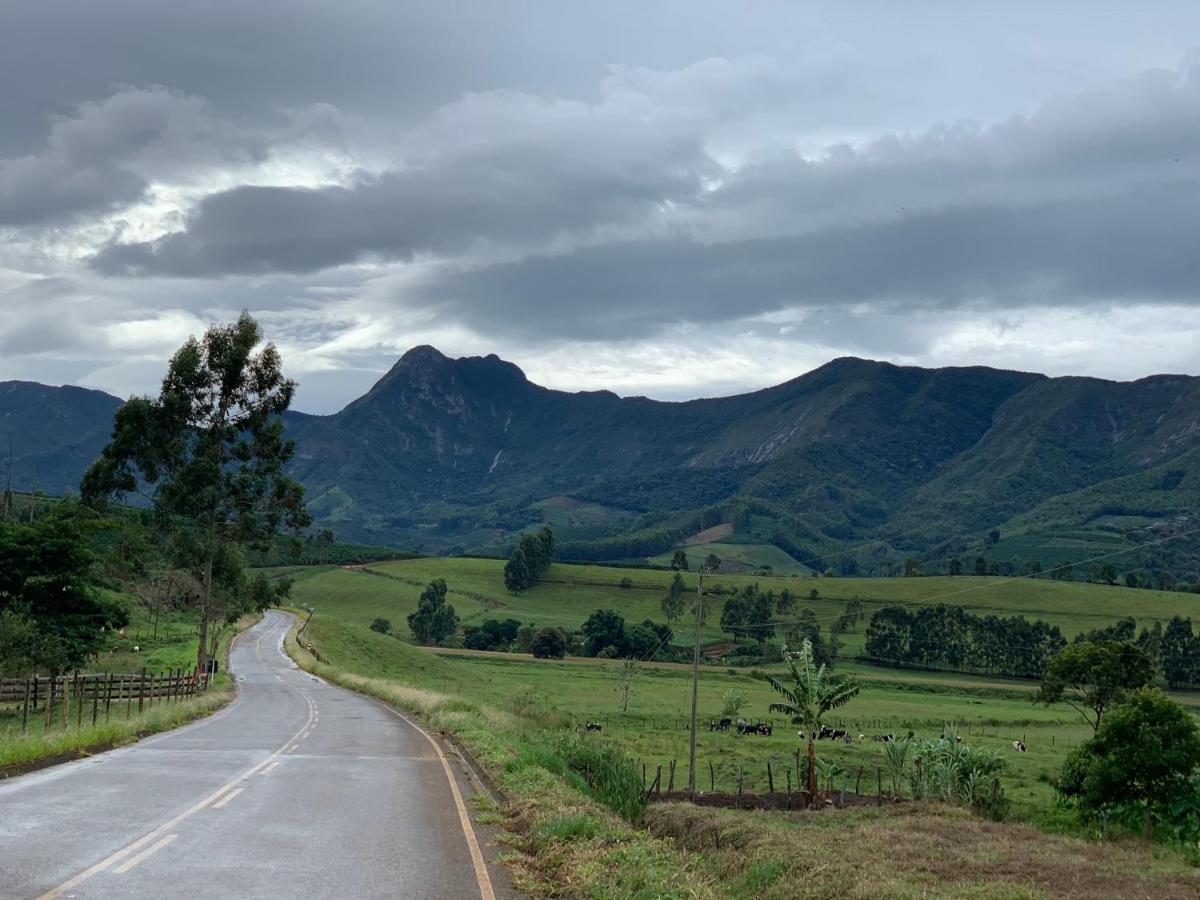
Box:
[4,349,1200,578]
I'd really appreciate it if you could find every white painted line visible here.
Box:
[261,761,280,775]
[112,834,177,874]
[211,787,244,809]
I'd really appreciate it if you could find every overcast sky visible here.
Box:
[1,2,1198,413]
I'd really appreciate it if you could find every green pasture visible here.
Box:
[300,611,1094,820]
[275,555,1200,825]
[277,557,1200,660]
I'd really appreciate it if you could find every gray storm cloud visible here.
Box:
[0,1,1198,409]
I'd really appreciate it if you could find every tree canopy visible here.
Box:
[1036,640,1158,732]
[1059,688,1200,836]
[504,526,556,592]
[0,510,128,674]
[81,312,309,670]
[407,579,458,645]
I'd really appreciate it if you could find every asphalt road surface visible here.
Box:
[0,611,506,899]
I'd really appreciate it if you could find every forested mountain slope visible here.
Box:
[4,349,1200,577]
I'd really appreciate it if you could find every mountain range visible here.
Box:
[4,347,1200,578]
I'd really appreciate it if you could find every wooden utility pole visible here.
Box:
[686,567,708,797]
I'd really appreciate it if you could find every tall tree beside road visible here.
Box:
[82,312,309,672]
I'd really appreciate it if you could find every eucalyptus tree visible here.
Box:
[767,638,861,801]
[82,312,309,673]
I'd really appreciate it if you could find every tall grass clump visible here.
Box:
[547,730,646,821]
[882,723,1008,819]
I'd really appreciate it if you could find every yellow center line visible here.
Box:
[37,621,314,900]
[111,834,178,875]
[211,787,244,809]
[374,703,496,900]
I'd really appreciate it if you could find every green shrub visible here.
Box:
[548,730,646,821]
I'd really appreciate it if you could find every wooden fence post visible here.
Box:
[138,667,146,714]
[105,672,113,720]
[655,765,662,798]
[75,672,84,728]
[91,675,99,726]
[44,673,54,730]
[709,760,715,792]
[667,759,676,792]
[855,766,863,795]
[31,672,38,712]
[767,760,774,793]
[21,677,31,734]
[62,673,70,729]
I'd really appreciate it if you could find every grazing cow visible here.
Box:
[858,734,865,743]
[756,722,773,736]
[1012,740,1027,753]
[585,722,602,732]
[716,718,732,732]
[873,734,894,743]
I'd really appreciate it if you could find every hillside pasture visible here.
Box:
[275,555,1200,823]
[278,558,1200,662]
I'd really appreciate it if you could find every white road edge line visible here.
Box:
[261,761,280,775]
[111,834,177,874]
[37,615,313,900]
[211,787,244,809]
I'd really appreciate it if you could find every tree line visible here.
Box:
[864,603,1067,678]
[1074,615,1200,689]
[504,526,557,592]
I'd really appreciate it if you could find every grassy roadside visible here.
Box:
[0,613,257,774]
[286,610,1200,899]
[284,611,717,898]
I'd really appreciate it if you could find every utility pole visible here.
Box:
[687,567,708,797]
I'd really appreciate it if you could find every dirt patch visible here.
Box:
[687,523,733,545]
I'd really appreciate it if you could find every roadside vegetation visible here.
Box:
[2,312,308,773]
[0,609,254,772]
[286,604,1200,897]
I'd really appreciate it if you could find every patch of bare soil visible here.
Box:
[687,523,734,545]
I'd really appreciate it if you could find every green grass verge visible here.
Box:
[0,613,255,772]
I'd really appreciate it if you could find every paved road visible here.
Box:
[0,611,502,899]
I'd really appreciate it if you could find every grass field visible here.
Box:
[288,603,1200,897]
[274,556,1200,821]
[276,557,1200,661]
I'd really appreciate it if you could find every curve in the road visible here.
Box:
[0,611,500,900]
